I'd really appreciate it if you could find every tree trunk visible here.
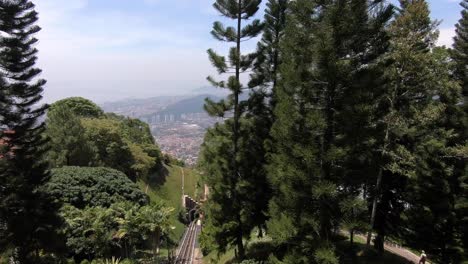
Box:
[155,229,161,255]
[367,118,390,246]
[374,232,384,253]
[258,225,264,238]
[233,1,244,260]
[236,227,245,260]
[367,167,383,246]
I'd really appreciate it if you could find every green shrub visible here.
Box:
[44,167,148,208]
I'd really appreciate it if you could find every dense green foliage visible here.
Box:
[374,3,466,262]
[452,0,468,109]
[245,0,289,239]
[0,0,64,262]
[266,0,393,262]
[46,104,97,167]
[449,0,468,261]
[44,167,148,208]
[80,118,137,178]
[40,166,176,262]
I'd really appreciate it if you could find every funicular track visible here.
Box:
[175,221,198,264]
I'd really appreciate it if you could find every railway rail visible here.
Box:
[175,221,199,264]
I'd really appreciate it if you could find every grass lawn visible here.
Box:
[137,164,200,242]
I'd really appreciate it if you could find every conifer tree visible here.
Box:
[267,0,392,262]
[401,46,465,264]
[241,0,289,238]
[266,3,323,261]
[449,1,468,260]
[366,0,458,254]
[201,0,262,259]
[249,0,288,94]
[0,0,64,261]
[452,0,468,109]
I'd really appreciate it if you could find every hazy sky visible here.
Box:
[35,0,463,103]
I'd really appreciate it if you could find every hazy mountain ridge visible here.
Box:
[142,94,221,119]
[100,87,228,118]
[101,95,188,117]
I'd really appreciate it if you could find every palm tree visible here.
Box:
[136,203,174,259]
[113,202,140,258]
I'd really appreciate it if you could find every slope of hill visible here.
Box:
[137,164,200,242]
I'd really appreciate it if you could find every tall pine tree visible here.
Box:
[450,0,468,260]
[366,0,459,254]
[452,0,468,109]
[200,0,262,259]
[249,0,288,95]
[0,0,64,262]
[267,0,392,262]
[401,46,465,264]
[243,0,289,238]
[266,2,326,262]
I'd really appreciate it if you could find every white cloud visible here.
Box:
[437,27,456,47]
[33,0,216,103]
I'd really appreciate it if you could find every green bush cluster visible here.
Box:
[40,167,174,262]
[44,167,148,208]
[60,202,173,262]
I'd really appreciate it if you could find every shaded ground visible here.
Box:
[352,234,426,264]
[336,235,413,264]
[202,233,416,264]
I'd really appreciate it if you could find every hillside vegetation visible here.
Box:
[1,96,185,263]
[138,164,200,241]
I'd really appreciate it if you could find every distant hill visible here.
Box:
[153,94,221,117]
[190,86,229,97]
[101,95,188,117]
[100,89,250,121]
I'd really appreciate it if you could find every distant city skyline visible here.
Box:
[35,0,463,103]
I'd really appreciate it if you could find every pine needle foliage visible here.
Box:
[267,0,393,262]
[451,1,468,259]
[365,3,466,262]
[452,0,468,110]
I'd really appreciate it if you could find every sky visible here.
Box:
[34,0,464,103]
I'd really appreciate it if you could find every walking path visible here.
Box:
[355,234,429,264]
